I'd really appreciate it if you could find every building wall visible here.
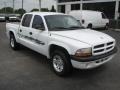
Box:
[119,1,120,13]
[83,2,116,18]
[119,1,120,19]
[58,0,80,3]
[57,0,120,19]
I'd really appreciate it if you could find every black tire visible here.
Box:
[10,34,20,50]
[87,24,92,29]
[104,23,109,30]
[51,50,72,76]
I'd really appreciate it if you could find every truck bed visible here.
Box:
[6,22,20,27]
[6,22,20,31]
[6,22,20,38]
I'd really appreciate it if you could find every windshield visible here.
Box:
[44,15,84,31]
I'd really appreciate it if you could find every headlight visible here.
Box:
[75,48,92,58]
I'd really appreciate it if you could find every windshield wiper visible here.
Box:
[68,26,85,29]
[52,27,69,30]
[50,26,85,31]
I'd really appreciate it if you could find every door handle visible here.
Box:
[29,32,32,35]
[20,29,22,32]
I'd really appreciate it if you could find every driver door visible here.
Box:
[29,15,48,55]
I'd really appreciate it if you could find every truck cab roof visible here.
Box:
[70,10,102,13]
[25,12,64,17]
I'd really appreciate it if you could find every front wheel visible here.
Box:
[51,50,72,76]
[10,34,20,50]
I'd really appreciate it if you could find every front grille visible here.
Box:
[107,42,113,45]
[94,49,104,53]
[93,41,115,55]
[94,44,104,49]
[106,46,113,50]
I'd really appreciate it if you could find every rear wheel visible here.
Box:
[87,24,92,29]
[51,50,72,76]
[10,34,20,50]
[104,23,109,30]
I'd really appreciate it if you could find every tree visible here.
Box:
[30,8,49,12]
[50,5,56,12]
[31,8,39,12]
[0,7,13,13]
[41,8,49,12]
[15,8,26,15]
[0,9,2,13]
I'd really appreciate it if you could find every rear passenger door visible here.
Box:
[18,14,33,47]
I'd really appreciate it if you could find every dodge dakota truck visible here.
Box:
[6,12,117,76]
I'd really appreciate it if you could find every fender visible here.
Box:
[86,21,92,27]
[6,23,20,42]
[82,21,92,28]
[8,29,18,41]
[48,41,72,58]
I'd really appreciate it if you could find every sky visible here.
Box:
[0,0,56,12]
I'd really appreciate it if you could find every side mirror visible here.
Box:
[34,24,45,30]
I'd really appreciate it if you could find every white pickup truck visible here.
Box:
[6,12,117,76]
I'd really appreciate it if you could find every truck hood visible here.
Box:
[51,29,115,46]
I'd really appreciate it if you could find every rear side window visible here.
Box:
[101,13,107,19]
[22,14,32,27]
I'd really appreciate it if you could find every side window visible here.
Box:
[22,14,32,27]
[102,13,107,19]
[32,15,45,30]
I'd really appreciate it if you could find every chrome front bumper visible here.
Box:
[71,47,117,69]
[71,54,115,69]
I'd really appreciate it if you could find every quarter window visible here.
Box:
[102,13,107,19]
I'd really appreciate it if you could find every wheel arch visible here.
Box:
[48,42,71,59]
[8,30,17,40]
[9,31,14,36]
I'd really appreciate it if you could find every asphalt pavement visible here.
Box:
[0,22,120,90]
